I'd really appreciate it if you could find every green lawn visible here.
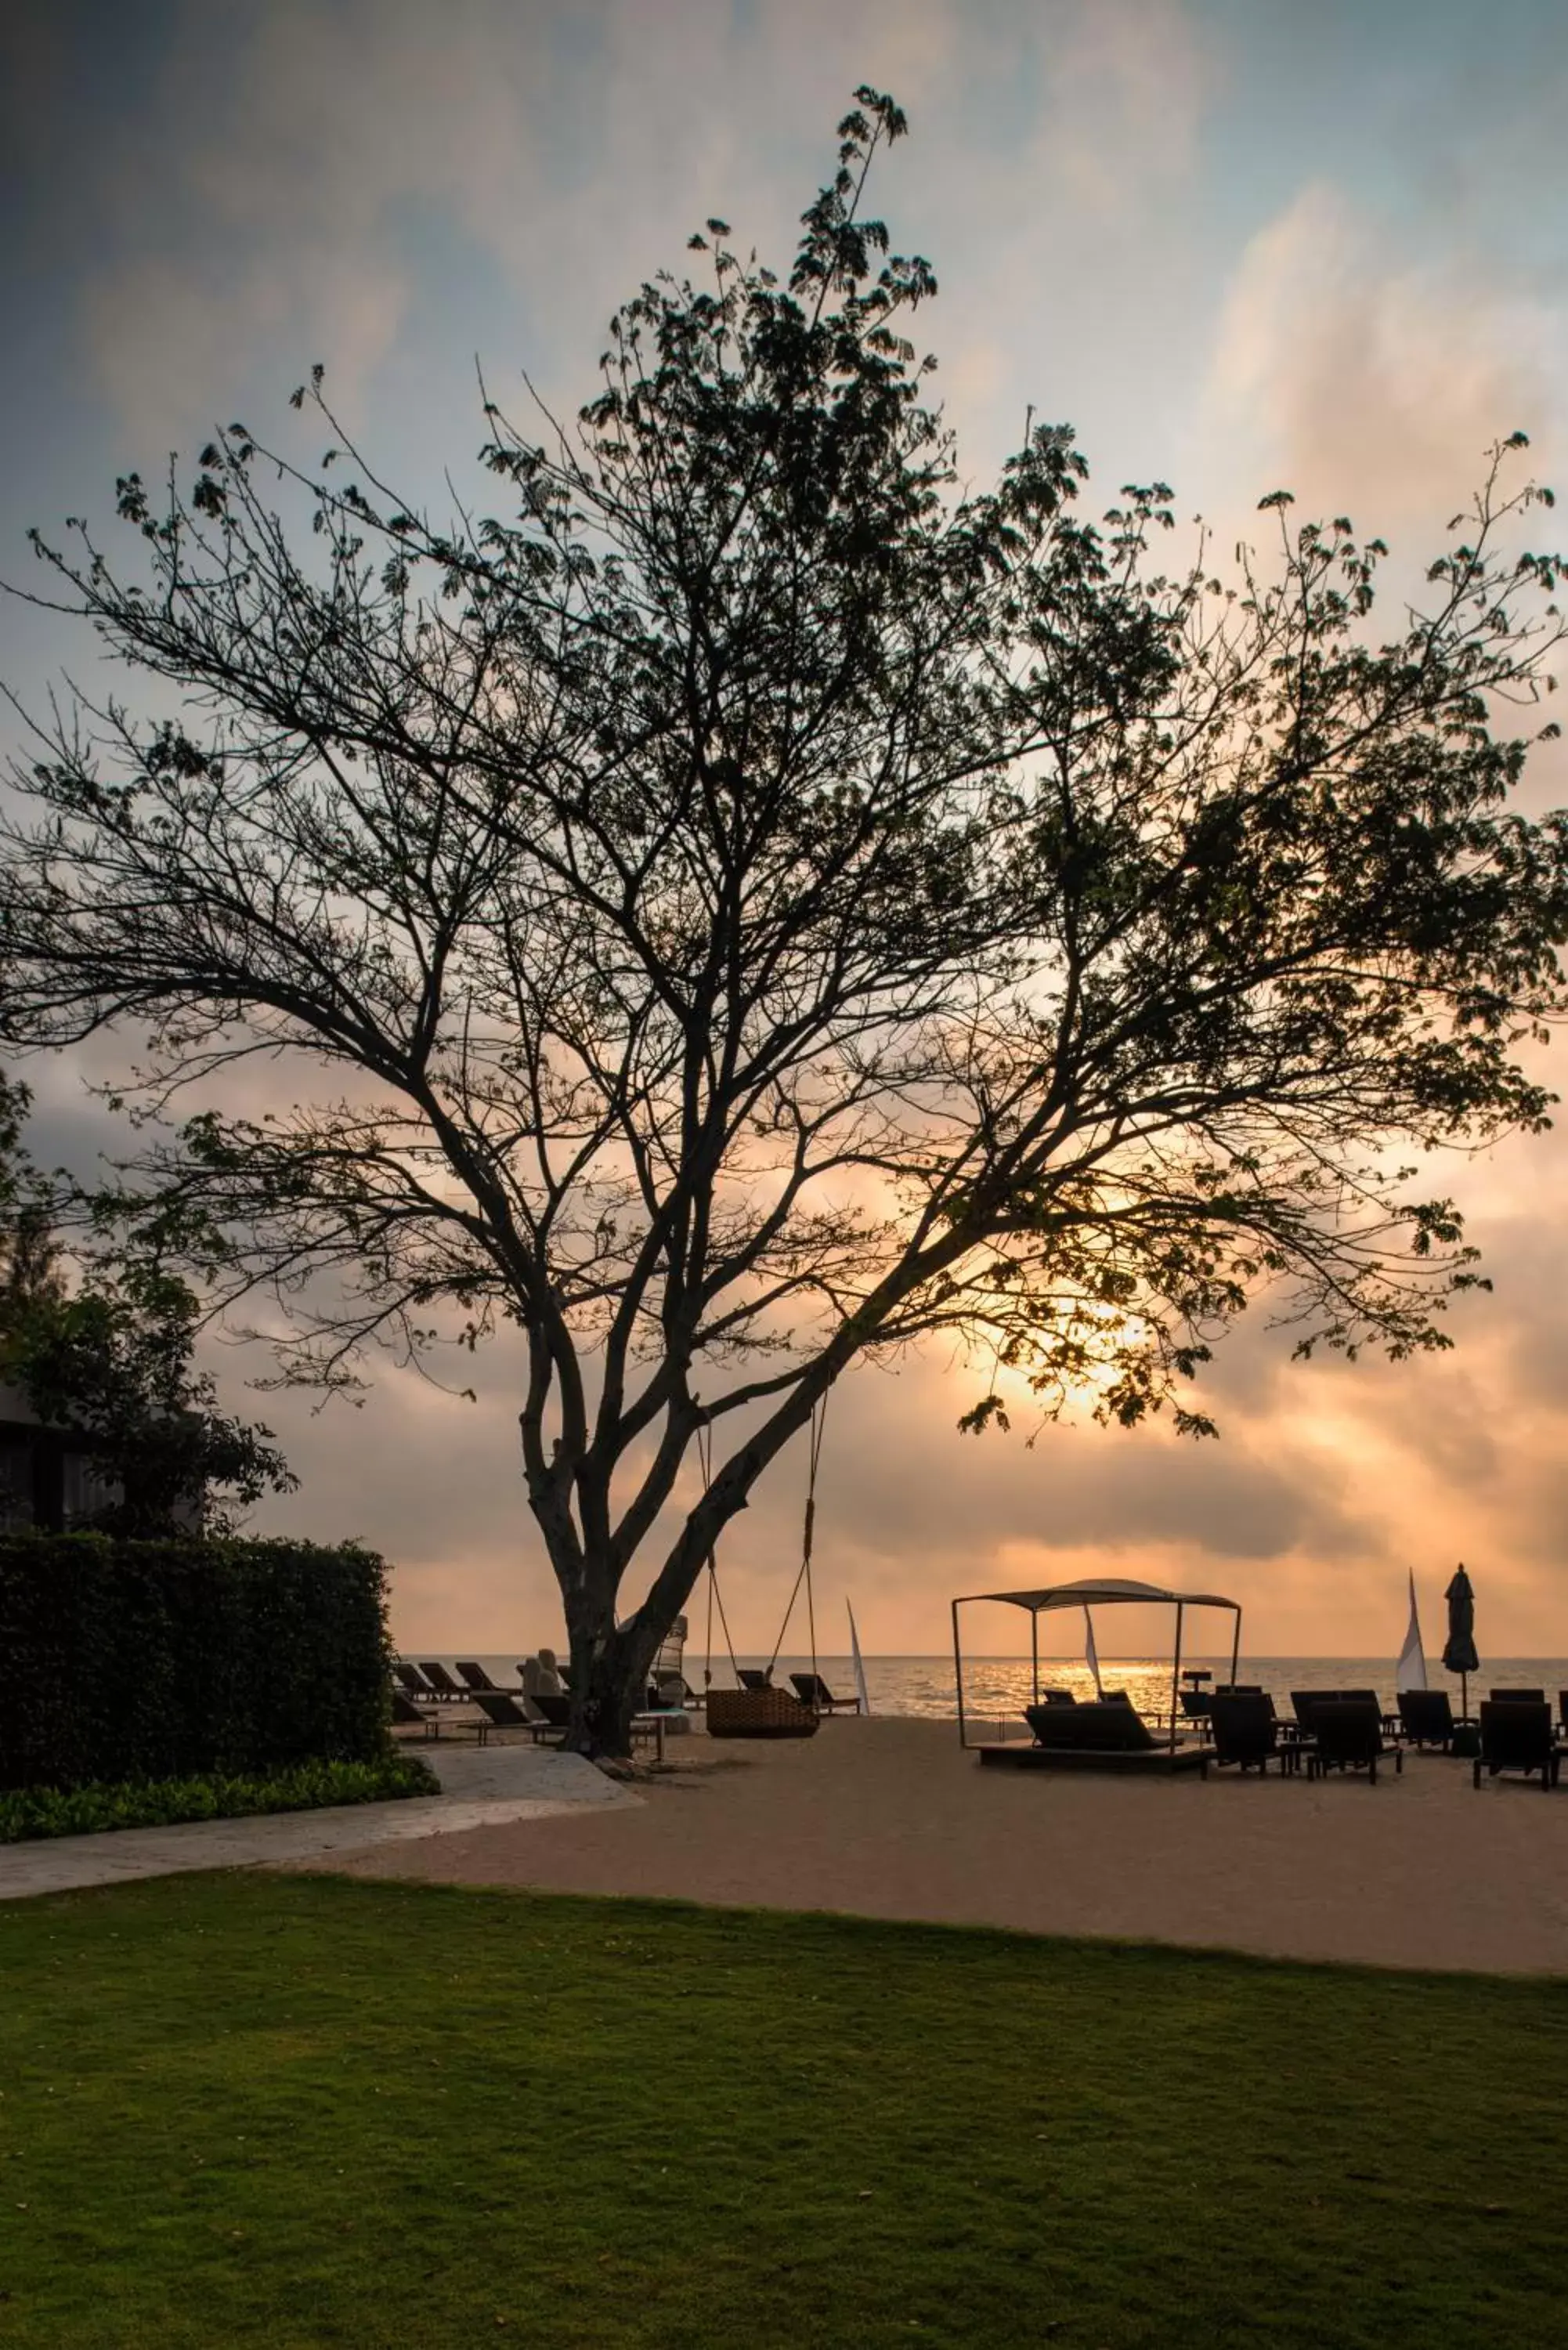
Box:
[2,1875,1564,2348]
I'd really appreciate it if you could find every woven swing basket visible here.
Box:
[705,1687,819,1739]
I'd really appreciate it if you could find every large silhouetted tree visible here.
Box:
[4,92,1567,1748]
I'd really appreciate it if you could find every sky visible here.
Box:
[3,0,1568,1661]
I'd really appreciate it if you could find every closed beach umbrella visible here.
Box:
[1441,1563,1479,1721]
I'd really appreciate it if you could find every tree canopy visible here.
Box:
[0,1076,294,1537]
[3,90,1566,1744]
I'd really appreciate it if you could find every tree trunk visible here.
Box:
[562,1602,663,1761]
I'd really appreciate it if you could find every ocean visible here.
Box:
[405,1650,1568,1724]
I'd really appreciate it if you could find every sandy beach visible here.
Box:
[313,1716,1568,1974]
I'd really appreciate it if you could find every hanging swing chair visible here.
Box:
[702,1397,827,1740]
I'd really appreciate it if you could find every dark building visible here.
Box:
[0,1380,121,1533]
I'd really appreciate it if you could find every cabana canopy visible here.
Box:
[951,1577,1242,1752]
[962,1577,1241,1614]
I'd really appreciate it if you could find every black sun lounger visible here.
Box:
[526,1692,573,1734]
[1209,1692,1289,1775]
[469,1691,555,1745]
[737,1668,772,1692]
[1399,1690,1451,1744]
[1306,1699,1402,1783]
[456,1661,512,1694]
[1397,1690,1455,1748]
[789,1672,862,1714]
[1473,1700,1559,1791]
[391,1691,438,1737]
[417,1661,467,1700]
[395,1661,437,1699]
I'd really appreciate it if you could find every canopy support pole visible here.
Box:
[952,1599,968,1749]
[1031,1610,1039,1705]
[1170,1603,1183,1753]
[1230,1605,1241,1690]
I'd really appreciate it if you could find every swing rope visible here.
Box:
[698,1421,740,1690]
[764,1393,828,1697]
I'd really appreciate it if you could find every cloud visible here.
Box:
[55,0,981,454]
[1026,0,1211,216]
[43,0,1216,468]
[1198,179,1567,530]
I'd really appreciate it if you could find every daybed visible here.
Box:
[977,1701,1213,1776]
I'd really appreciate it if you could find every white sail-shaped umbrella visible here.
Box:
[847,1599,871,1716]
[1395,1571,1427,1693]
[1084,1604,1104,1697]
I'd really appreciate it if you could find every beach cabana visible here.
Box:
[951,1577,1242,1755]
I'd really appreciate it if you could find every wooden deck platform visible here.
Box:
[974,1741,1215,1776]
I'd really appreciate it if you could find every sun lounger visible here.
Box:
[456,1661,513,1694]
[391,1691,438,1737]
[789,1672,863,1714]
[469,1690,555,1745]
[395,1661,438,1700]
[1488,1687,1545,1703]
[1333,1686,1402,1734]
[737,1668,772,1692]
[1225,1687,1279,1716]
[1473,1700,1559,1791]
[1209,1692,1289,1775]
[417,1661,467,1701]
[1397,1690,1455,1749]
[1295,1687,1403,1743]
[527,1692,573,1732]
[1178,1690,1212,1723]
[985,1701,1211,1774]
[1306,1699,1401,1784]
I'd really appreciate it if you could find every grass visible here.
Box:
[2,1874,1564,2348]
[0,1754,439,1842]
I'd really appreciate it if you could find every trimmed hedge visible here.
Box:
[0,1533,395,1791]
[0,1752,439,1842]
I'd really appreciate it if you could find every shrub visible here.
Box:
[0,1533,394,1790]
[0,1752,439,1842]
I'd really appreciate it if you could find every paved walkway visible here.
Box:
[0,1741,638,1903]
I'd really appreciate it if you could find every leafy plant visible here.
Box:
[0,1752,437,1842]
